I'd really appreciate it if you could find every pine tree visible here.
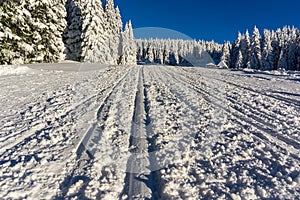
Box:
[80,0,108,63]
[278,26,289,70]
[221,41,231,66]
[235,50,243,69]
[63,0,83,61]
[240,30,251,68]
[0,0,67,64]
[104,0,122,64]
[250,26,262,69]
[118,21,136,65]
[287,27,298,70]
[145,44,154,63]
[64,0,121,63]
[261,29,274,70]
[230,32,242,67]
[271,29,281,70]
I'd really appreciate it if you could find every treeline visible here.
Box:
[0,0,136,65]
[136,39,222,66]
[225,26,300,71]
[136,26,300,71]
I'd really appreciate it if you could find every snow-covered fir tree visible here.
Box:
[64,0,109,63]
[228,26,300,71]
[0,0,136,65]
[136,39,222,66]
[230,32,242,67]
[0,0,66,64]
[261,29,274,70]
[278,27,290,70]
[221,42,231,66]
[235,50,243,69]
[104,0,123,64]
[250,26,262,69]
[118,21,137,65]
[240,30,251,68]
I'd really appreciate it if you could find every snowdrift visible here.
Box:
[0,65,33,76]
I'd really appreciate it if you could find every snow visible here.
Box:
[218,60,229,68]
[0,64,300,199]
[0,65,34,76]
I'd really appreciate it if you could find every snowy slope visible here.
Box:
[0,64,299,199]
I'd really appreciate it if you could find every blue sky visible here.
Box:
[114,0,300,43]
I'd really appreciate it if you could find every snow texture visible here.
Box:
[0,65,34,76]
[0,64,299,199]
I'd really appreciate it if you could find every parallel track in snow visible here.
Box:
[55,68,133,199]
[162,67,300,156]
[122,66,152,199]
[1,65,300,199]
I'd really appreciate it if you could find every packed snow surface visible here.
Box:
[0,64,300,199]
[0,65,34,76]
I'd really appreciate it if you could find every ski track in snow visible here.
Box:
[0,64,300,199]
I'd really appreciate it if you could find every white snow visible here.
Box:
[0,65,34,76]
[0,64,299,199]
[218,60,229,68]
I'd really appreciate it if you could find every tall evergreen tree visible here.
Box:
[80,0,108,63]
[104,0,122,64]
[230,32,242,67]
[221,42,231,66]
[271,29,281,70]
[235,50,243,69]
[278,26,289,69]
[240,30,251,68]
[118,21,136,65]
[0,0,67,64]
[250,26,262,69]
[261,29,274,70]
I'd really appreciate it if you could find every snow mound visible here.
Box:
[0,65,33,76]
[218,60,229,69]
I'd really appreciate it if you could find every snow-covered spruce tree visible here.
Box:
[135,39,222,66]
[80,0,108,63]
[152,40,164,64]
[261,29,274,70]
[63,0,83,61]
[287,27,299,70]
[169,40,179,65]
[145,43,155,63]
[64,0,110,63]
[278,26,290,70]
[230,32,242,68]
[296,36,300,71]
[0,0,67,64]
[271,29,281,70]
[163,41,170,65]
[250,26,262,69]
[118,21,136,65]
[235,50,243,69]
[240,30,251,68]
[104,0,123,64]
[220,42,231,66]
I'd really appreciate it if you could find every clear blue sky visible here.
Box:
[114,0,300,43]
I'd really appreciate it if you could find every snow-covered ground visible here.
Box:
[0,64,299,199]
